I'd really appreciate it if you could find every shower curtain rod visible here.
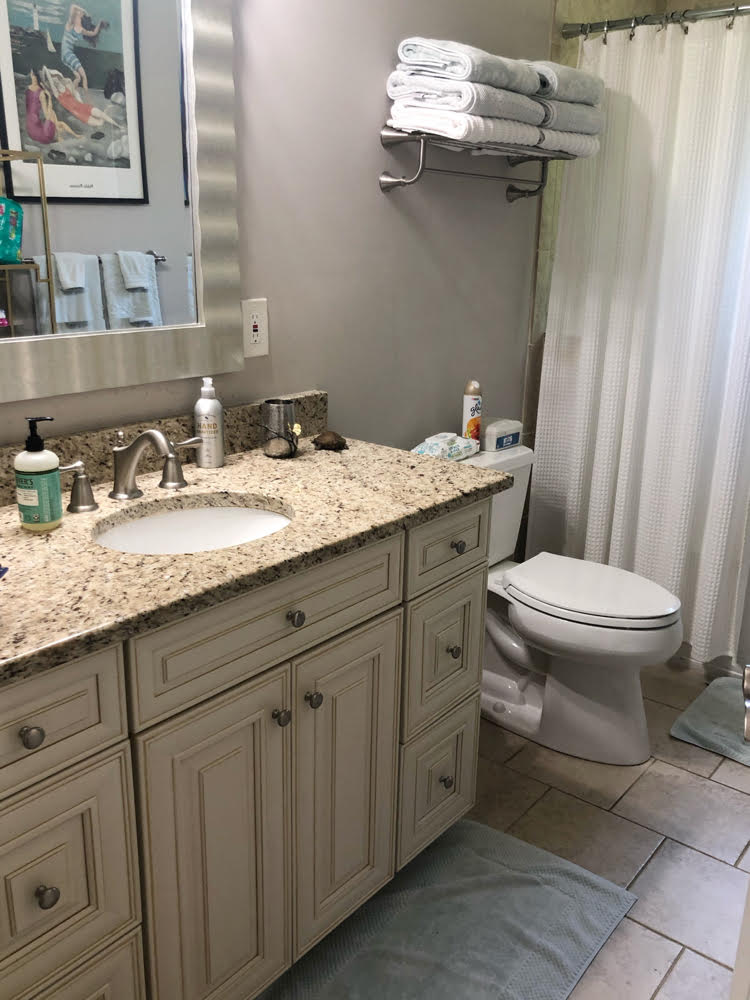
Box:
[561,4,749,38]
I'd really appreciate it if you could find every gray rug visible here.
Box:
[261,820,635,1000]
[671,676,750,765]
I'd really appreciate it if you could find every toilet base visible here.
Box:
[538,656,650,765]
[481,657,650,766]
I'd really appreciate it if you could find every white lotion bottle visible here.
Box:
[194,377,225,468]
[15,417,63,532]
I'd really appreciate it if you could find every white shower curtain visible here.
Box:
[528,19,750,665]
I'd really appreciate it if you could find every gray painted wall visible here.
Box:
[0,0,553,449]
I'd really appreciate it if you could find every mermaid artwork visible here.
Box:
[25,68,80,145]
[61,4,110,92]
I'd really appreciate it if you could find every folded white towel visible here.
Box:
[538,128,600,158]
[100,252,163,328]
[53,252,87,291]
[397,38,540,95]
[534,98,604,136]
[116,250,151,291]
[530,61,604,107]
[387,71,545,126]
[34,254,106,332]
[388,103,542,147]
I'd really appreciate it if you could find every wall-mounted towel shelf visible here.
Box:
[379,126,573,202]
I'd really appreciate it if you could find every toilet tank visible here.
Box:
[464,445,534,566]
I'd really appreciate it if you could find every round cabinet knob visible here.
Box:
[450,539,467,555]
[304,691,324,710]
[287,610,306,629]
[35,885,61,910]
[447,645,462,660]
[19,726,46,751]
[272,708,292,728]
[439,775,454,790]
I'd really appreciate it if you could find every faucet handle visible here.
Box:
[158,437,203,492]
[60,460,99,513]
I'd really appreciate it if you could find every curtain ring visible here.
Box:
[629,17,637,40]
[602,20,609,44]
[583,23,591,40]
[727,3,739,28]
[657,14,668,31]
[680,12,690,34]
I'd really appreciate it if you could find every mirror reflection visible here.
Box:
[0,0,196,338]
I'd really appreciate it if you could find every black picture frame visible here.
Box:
[0,0,148,204]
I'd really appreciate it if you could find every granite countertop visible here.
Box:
[0,439,511,683]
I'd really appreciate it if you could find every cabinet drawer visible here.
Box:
[405,501,490,598]
[0,647,126,799]
[35,928,146,1000]
[402,566,486,741]
[397,694,479,869]
[128,534,403,729]
[0,745,140,1000]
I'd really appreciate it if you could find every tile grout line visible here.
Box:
[503,783,553,833]
[627,837,669,891]
[606,757,657,812]
[626,915,735,972]
[617,818,750,869]
[648,945,685,1000]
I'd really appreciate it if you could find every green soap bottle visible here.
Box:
[15,417,63,533]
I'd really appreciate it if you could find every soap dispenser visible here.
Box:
[15,417,63,532]
[194,377,225,468]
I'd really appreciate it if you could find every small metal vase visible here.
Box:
[262,398,299,458]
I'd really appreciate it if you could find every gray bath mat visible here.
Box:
[261,819,635,1000]
[671,676,750,765]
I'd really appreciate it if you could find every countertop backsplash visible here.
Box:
[0,389,328,508]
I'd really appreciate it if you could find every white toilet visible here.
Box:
[463,446,683,766]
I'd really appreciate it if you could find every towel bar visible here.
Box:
[379,126,573,202]
[146,250,167,264]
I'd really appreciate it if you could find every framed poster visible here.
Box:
[0,0,147,202]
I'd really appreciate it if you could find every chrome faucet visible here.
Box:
[110,429,203,500]
[110,429,173,500]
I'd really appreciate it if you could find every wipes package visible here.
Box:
[412,433,480,461]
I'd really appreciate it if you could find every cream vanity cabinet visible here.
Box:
[2,500,489,1000]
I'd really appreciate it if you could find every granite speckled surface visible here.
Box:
[0,389,327,508]
[0,439,511,684]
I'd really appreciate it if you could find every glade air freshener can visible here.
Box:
[462,379,482,441]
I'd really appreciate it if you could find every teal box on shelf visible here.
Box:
[0,197,23,264]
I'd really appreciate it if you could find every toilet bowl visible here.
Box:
[462,445,683,766]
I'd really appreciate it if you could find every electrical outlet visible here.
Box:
[242,297,269,357]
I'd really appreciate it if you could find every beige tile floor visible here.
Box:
[468,662,749,1000]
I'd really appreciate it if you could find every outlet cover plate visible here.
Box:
[242,298,269,357]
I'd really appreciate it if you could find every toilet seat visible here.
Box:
[499,552,681,631]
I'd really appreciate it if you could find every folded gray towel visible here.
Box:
[388,70,545,125]
[534,98,604,135]
[531,61,604,107]
[538,128,600,158]
[398,37,540,95]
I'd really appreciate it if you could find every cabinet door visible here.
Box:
[294,611,402,957]
[135,664,291,1000]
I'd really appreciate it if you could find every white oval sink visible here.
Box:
[97,505,291,555]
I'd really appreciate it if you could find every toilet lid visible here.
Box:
[503,552,681,629]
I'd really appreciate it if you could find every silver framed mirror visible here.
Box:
[0,0,243,402]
